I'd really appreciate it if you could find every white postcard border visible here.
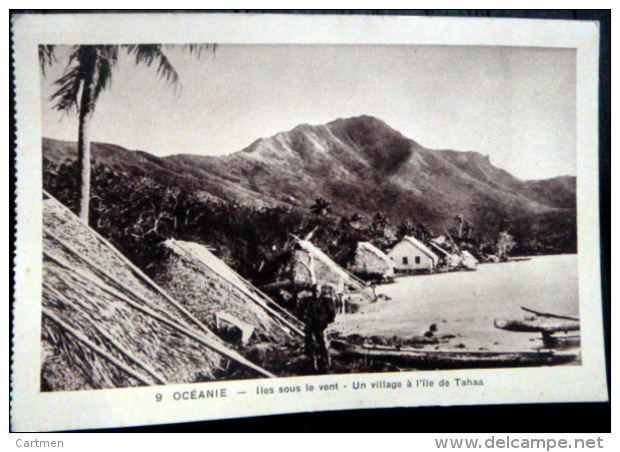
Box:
[11,13,607,432]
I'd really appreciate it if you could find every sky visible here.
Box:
[41,44,576,180]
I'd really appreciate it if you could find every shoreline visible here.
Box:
[330,255,580,355]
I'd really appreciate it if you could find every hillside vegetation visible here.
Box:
[43,115,577,283]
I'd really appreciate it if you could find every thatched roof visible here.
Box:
[290,236,375,302]
[152,239,303,343]
[357,242,392,265]
[428,241,451,257]
[42,193,273,392]
[350,242,395,278]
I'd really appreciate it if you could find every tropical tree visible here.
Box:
[349,212,363,223]
[309,197,333,217]
[372,212,389,230]
[39,44,215,223]
[529,225,541,254]
[415,222,432,242]
[397,219,415,238]
[498,218,511,233]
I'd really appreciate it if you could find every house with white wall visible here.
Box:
[388,236,439,273]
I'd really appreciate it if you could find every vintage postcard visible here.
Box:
[11,13,607,432]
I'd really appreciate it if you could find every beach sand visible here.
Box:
[331,255,579,353]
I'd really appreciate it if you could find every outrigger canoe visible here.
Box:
[507,257,533,262]
[494,306,580,349]
[330,339,577,368]
[494,306,579,334]
[493,318,579,334]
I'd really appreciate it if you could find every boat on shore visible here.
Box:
[495,306,579,333]
[494,306,580,349]
[494,318,579,334]
[330,339,577,368]
[507,257,533,262]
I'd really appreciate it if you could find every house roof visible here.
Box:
[295,237,358,283]
[357,242,393,266]
[396,236,439,262]
[42,193,274,391]
[161,239,303,339]
[291,235,374,301]
[428,241,454,257]
[461,250,479,263]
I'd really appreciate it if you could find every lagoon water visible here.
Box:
[332,254,579,352]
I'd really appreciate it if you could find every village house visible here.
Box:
[388,236,439,273]
[350,242,395,281]
[289,236,376,312]
[290,238,372,292]
[428,241,461,269]
[41,195,274,391]
[152,239,303,345]
[460,250,480,270]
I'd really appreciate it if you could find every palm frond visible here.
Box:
[50,46,95,113]
[47,43,209,113]
[50,66,82,112]
[39,45,57,74]
[179,43,217,58]
[93,46,119,102]
[93,56,114,103]
[50,45,120,113]
[123,44,179,87]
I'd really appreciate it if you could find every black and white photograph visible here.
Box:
[11,12,608,432]
[38,42,582,389]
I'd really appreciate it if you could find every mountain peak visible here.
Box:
[327,114,388,127]
[326,115,399,133]
[43,119,578,253]
[230,115,424,178]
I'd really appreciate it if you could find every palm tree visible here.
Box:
[373,212,389,229]
[39,44,215,223]
[370,212,390,238]
[397,219,415,238]
[415,222,431,242]
[310,197,333,217]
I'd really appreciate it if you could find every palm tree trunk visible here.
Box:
[77,105,93,222]
[77,62,98,223]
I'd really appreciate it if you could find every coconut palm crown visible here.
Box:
[40,44,215,223]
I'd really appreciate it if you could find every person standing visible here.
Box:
[301,283,337,372]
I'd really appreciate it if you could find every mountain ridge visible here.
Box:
[42,115,576,248]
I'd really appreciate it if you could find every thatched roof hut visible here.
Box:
[290,236,375,303]
[350,242,395,280]
[151,239,303,344]
[42,194,273,392]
